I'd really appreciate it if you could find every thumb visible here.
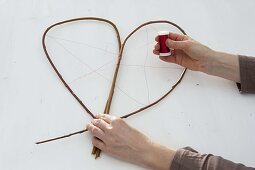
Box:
[166,39,188,50]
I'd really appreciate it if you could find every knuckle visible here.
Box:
[93,119,100,125]
[91,127,99,134]
[111,117,122,125]
[100,114,107,119]
[98,119,104,125]
[93,119,104,127]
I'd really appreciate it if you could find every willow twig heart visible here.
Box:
[37,17,187,159]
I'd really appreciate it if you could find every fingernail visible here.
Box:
[92,119,97,124]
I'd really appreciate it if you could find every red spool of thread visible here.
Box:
[158,31,171,56]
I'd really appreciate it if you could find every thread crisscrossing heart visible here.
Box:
[37,17,187,158]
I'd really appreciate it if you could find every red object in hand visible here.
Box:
[158,31,171,56]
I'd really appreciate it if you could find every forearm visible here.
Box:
[202,51,240,82]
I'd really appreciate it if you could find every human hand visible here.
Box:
[87,114,175,170]
[153,32,215,72]
[153,32,240,82]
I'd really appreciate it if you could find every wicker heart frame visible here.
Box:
[37,17,187,158]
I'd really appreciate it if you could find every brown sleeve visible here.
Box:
[170,147,255,170]
[236,55,255,93]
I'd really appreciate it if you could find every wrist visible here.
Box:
[141,141,176,170]
[200,50,240,82]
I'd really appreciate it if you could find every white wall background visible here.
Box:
[0,0,255,169]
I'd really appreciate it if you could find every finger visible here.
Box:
[168,32,188,41]
[87,123,105,140]
[155,36,159,42]
[96,114,115,123]
[92,119,110,132]
[154,43,160,50]
[159,56,176,63]
[153,49,159,55]
[92,137,106,151]
[170,49,175,56]
[166,39,188,50]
